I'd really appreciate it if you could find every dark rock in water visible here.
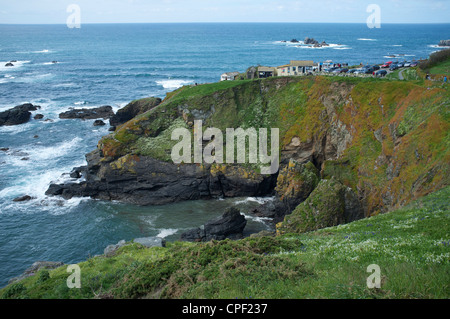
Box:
[109,97,162,127]
[34,114,44,120]
[181,207,247,242]
[0,147,9,152]
[5,62,14,67]
[51,61,58,64]
[0,103,41,126]
[290,39,299,43]
[33,135,39,138]
[59,105,114,120]
[93,120,106,126]
[8,261,64,284]
[45,184,65,196]
[10,60,17,63]
[108,126,116,132]
[21,157,29,161]
[69,166,86,179]
[13,195,33,202]
[304,37,319,45]
[438,40,450,47]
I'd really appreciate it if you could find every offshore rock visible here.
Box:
[181,207,247,242]
[0,103,41,126]
[109,97,162,127]
[59,106,114,120]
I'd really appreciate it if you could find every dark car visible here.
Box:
[339,68,349,73]
[364,67,374,74]
[390,64,399,71]
[325,67,339,73]
[372,65,380,71]
[348,69,358,73]
[375,70,387,77]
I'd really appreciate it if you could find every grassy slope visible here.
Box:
[1,185,448,299]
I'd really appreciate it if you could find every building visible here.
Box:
[276,60,315,76]
[220,71,240,81]
[257,66,276,78]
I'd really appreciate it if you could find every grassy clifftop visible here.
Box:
[2,185,448,299]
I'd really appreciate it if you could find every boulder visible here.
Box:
[5,62,14,67]
[93,120,106,126]
[0,103,41,126]
[8,261,64,284]
[34,114,44,120]
[181,207,247,242]
[13,195,33,202]
[103,240,127,257]
[290,39,299,43]
[59,105,114,120]
[278,177,364,234]
[109,97,162,127]
[0,148,9,152]
[133,237,166,248]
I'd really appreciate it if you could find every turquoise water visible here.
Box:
[0,23,449,287]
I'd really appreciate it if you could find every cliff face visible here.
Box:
[48,76,449,217]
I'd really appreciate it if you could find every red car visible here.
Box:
[381,61,393,68]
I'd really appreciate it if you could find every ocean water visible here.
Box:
[0,23,449,287]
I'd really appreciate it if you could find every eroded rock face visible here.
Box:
[8,261,64,284]
[278,177,364,234]
[109,97,162,127]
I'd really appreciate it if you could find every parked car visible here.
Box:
[348,69,358,73]
[397,62,405,67]
[375,70,387,77]
[354,69,366,74]
[390,63,399,71]
[339,68,349,73]
[404,61,411,67]
[364,67,374,74]
[410,61,418,67]
[331,68,342,73]
[381,61,393,68]
[372,65,380,71]
[325,67,339,73]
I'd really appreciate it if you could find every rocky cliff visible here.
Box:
[46,76,449,224]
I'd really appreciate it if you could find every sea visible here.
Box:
[0,23,449,287]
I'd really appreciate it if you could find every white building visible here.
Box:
[220,72,240,81]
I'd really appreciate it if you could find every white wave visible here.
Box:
[23,137,83,161]
[357,38,377,41]
[333,47,352,50]
[391,45,403,47]
[156,228,179,238]
[0,60,31,71]
[74,101,88,105]
[156,79,193,90]
[234,196,275,205]
[52,82,77,88]
[33,49,51,53]
[428,44,450,49]
[241,213,272,224]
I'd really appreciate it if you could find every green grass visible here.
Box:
[2,186,448,299]
[430,59,450,77]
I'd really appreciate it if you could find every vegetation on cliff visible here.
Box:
[2,185,448,299]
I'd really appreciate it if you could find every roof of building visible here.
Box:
[290,60,315,67]
[222,71,240,76]
[258,66,276,72]
[277,64,290,68]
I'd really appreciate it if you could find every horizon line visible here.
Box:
[1,21,450,25]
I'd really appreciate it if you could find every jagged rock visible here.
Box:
[104,240,126,257]
[278,177,364,234]
[134,237,166,248]
[109,97,162,127]
[5,62,14,67]
[34,114,44,120]
[181,207,247,242]
[8,261,64,284]
[290,39,299,43]
[0,148,9,152]
[304,37,319,45]
[0,103,41,126]
[59,106,114,120]
[438,40,450,47]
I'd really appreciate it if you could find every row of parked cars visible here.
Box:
[324,60,418,77]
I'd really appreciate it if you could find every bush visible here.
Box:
[2,283,27,299]
[419,49,450,70]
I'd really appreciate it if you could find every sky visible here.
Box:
[0,0,449,24]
